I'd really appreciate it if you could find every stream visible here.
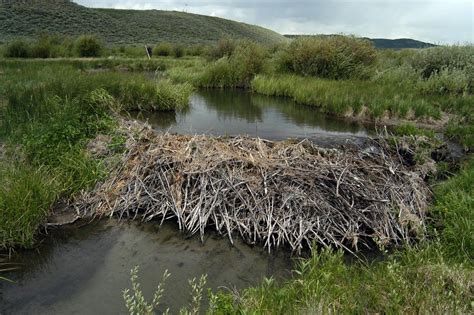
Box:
[1,90,370,314]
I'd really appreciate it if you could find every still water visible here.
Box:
[130,89,369,147]
[0,221,292,314]
[1,90,368,314]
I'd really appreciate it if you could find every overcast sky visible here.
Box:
[76,0,473,44]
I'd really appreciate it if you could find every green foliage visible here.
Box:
[75,35,103,57]
[3,39,29,58]
[0,61,194,248]
[446,122,474,150]
[393,123,435,138]
[208,37,236,60]
[209,247,472,313]
[431,160,474,263]
[172,45,185,58]
[251,74,460,119]
[410,45,474,78]
[199,40,267,88]
[123,266,171,315]
[278,35,377,79]
[185,44,210,57]
[0,162,56,248]
[154,42,172,56]
[123,267,208,315]
[119,79,194,111]
[417,68,471,95]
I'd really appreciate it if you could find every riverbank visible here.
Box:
[0,62,192,249]
[163,41,473,150]
[0,53,472,313]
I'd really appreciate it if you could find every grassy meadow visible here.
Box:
[0,35,472,313]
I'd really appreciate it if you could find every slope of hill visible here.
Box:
[0,0,288,45]
[284,35,436,49]
[367,38,436,49]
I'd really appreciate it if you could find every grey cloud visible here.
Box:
[76,0,473,43]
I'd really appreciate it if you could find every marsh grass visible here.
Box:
[0,61,193,248]
[197,40,267,88]
[0,162,57,248]
[0,255,18,282]
[252,74,448,119]
[393,123,435,138]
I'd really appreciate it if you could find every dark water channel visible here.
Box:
[1,90,370,314]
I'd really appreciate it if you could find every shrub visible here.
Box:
[3,40,30,58]
[208,37,236,60]
[278,35,377,79]
[75,35,103,57]
[154,42,172,56]
[372,65,420,87]
[30,35,55,58]
[410,45,474,78]
[172,45,185,58]
[417,68,470,95]
[185,44,210,56]
[199,40,267,88]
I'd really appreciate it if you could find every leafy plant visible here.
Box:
[3,39,30,58]
[123,267,208,315]
[278,35,377,79]
[75,35,103,57]
[123,266,171,315]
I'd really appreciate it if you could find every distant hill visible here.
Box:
[284,35,436,49]
[366,38,436,49]
[0,0,288,45]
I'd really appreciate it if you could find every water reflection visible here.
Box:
[130,89,368,142]
[0,220,292,314]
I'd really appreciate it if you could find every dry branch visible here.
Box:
[73,120,431,253]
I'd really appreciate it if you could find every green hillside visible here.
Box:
[0,0,287,45]
[284,35,435,49]
[367,38,436,49]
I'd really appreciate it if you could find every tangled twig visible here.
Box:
[73,120,431,253]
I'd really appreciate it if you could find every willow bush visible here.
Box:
[278,35,377,79]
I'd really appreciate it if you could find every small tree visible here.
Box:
[173,45,185,58]
[75,35,103,57]
[208,37,236,60]
[4,40,30,58]
[154,42,172,56]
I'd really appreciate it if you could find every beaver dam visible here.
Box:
[73,120,432,253]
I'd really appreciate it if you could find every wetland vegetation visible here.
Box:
[0,34,472,313]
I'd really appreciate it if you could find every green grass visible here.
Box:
[0,1,287,45]
[251,74,453,119]
[0,162,56,248]
[0,61,194,248]
[393,123,435,138]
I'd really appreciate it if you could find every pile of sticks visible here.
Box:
[74,121,431,253]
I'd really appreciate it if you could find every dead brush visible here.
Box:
[74,120,432,253]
